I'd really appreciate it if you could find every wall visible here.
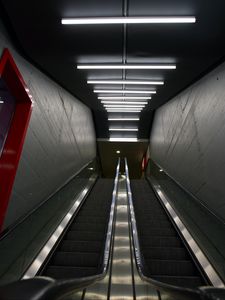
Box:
[150,61,225,222]
[0,19,96,229]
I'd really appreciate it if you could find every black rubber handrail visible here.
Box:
[124,157,225,300]
[0,158,120,300]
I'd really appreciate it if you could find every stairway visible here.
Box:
[131,179,206,288]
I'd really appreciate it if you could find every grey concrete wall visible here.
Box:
[150,61,225,222]
[0,19,96,228]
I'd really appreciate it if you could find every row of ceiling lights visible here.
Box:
[62,15,196,141]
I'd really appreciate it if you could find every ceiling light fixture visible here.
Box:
[109,137,138,142]
[109,128,138,132]
[78,64,176,70]
[102,101,147,105]
[108,118,140,121]
[104,105,145,108]
[99,96,151,100]
[106,109,143,112]
[88,80,164,85]
[94,90,156,94]
[62,17,196,25]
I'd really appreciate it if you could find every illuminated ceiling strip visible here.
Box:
[62,17,196,25]
[78,64,176,70]
[106,107,143,110]
[88,80,164,85]
[109,128,138,131]
[108,118,140,121]
[109,137,138,142]
[99,96,151,100]
[101,101,147,105]
[106,109,142,112]
[104,105,145,108]
[94,90,156,94]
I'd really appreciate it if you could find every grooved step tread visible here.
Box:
[141,236,182,247]
[152,275,203,288]
[51,252,100,267]
[70,222,106,232]
[146,259,197,276]
[75,216,106,223]
[143,247,189,260]
[139,227,176,237]
[59,240,103,253]
[65,230,105,241]
[45,266,99,279]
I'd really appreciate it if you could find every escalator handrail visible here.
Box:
[124,158,225,300]
[0,158,120,300]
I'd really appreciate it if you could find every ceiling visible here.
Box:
[1,0,225,140]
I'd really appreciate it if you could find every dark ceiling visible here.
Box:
[1,0,225,139]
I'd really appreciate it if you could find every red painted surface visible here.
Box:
[0,49,32,230]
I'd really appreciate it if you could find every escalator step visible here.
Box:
[74,216,106,223]
[152,275,203,288]
[143,247,189,260]
[59,240,102,252]
[78,210,109,217]
[44,266,99,279]
[146,259,197,276]
[70,222,106,232]
[135,208,165,215]
[137,214,170,221]
[51,252,100,267]
[66,230,104,241]
[137,220,172,228]
[139,227,176,237]
[141,236,182,247]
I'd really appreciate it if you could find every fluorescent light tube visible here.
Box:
[94,90,156,94]
[104,104,145,108]
[108,118,140,121]
[109,137,138,142]
[88,80,164,85]
[106,109,142,112]
[106,107,143,110]
[109,128,138,132]
[101,101,147,104]
[62,17,196,25]
[78,64,176,70]
[0,101,4,104]
[99,96,151,100]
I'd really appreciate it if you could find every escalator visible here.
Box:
[40,178,113,279]
[130,179,208,288]
[1,159,225,300]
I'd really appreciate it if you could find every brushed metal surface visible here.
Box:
[109,176,134,299]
